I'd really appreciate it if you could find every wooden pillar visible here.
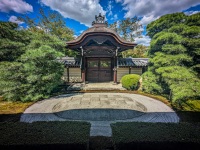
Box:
[67,67,69,82]
[113,67,117,83]
[80,46,85,83]
[82,69,85,82]
[113,47,119,84]
[129,67,131,74]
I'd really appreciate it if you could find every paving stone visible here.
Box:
[116,100,126,105]
[70,99,81,105]
[100,98,108,101]
[115,98,124,101]
[72,97,82,100]
[81,99,90,105]
[91,95,99,97]
[113,95,122,98]
[83,95,91,98]
[101,100,110,105]
[100,95,108,98]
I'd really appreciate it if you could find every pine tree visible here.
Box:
[0,21,65,102]
[143,12,200,107]
[0,22,31,61]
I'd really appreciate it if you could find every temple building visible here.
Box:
[60,13,148,83]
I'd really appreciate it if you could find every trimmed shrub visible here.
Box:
[0,121,90,150]
[121,74,140,90]
[111,122,200,150]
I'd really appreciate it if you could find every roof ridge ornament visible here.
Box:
[92,13,108,26]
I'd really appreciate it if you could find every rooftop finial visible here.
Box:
[92,13,108,26]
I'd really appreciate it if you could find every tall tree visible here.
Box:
[121,45,148,58]
[109,17,143,58]
[143,12,200,107]
[0,22,65,102]
[0,22,31,61]
[109,17,142,42]
[19,9,77,56]
[20,9,74,41]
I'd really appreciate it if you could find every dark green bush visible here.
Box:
[111,122,200,150]
[0,121,90,150]
[121,74,140,90]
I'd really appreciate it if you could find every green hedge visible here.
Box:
[111,122,200,150]
[0,121,90,150]
[121,74,140,90]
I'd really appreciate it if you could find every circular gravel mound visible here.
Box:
[52,94,147,121]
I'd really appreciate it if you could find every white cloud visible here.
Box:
[40,0,106,27]
[9,16,24,24]
[140,15,159,26]
[134,36,151,46]
[114,14,118,20]
[79,30,84,35]
[0,0,33,14]
[115,0,122,2]
[107,1,113,16]
[184,10,200,16]
[116,0,200,24]
[111,14,118,20]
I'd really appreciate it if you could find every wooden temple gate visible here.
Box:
[66,13,139,83]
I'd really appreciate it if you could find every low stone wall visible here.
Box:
[62,68,82,83]
[117,67,143,82]
[117,68,129,82]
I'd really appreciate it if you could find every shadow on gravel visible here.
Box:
[54,109,145,121]
[1,111,200,123]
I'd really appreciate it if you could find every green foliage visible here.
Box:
[0,121,90,148]
[180,100,200,111]
[155,66,200,102]
[150,32,183,55]
[121,45,148,58]
[150,52,192,68]
[142,71,163,94]
[161,44,187,54]
[143,12,200,109]
[109,17,142,41]
[147,12,186,38]
[19,9,77,57]
[111,122,200,149]
[27,31,66,53]
[0,22,31,61]
[0,62,25,101]
[121,74,140,90]
[0,21,68,102]
[20,9,74,41]
[0,46,64,102]
[186,12,200,26]
[20,45,64,101]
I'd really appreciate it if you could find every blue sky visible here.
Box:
[0,0,200,46]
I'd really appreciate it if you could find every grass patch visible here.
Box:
[111,122,200,150]
[0,101,34,114]
[0,121,90,149]
[180,100,200,111]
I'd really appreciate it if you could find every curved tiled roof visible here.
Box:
[118,58,149,67]
[57,57,81,67]
[57,57,148,67]
[66,24,136,47]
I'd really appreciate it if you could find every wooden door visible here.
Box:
[87,58,112,82]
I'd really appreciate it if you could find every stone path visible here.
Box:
[20,93,179,137]
[67,82,126,91]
